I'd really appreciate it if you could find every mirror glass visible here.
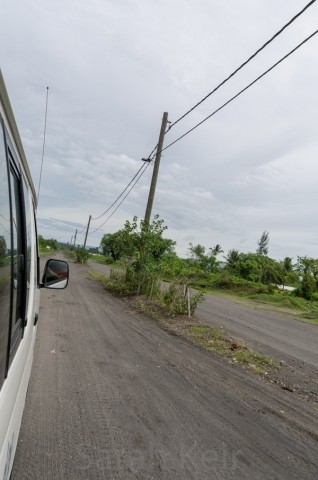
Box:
[42,259,69,289]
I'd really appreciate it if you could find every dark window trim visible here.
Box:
[3,127,28,375]
[0,115,11,388]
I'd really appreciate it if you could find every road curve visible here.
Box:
[11,261,318,479]
[89,261,318,368]
[197,294,318,368]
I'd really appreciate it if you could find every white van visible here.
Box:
[0,70,69,480]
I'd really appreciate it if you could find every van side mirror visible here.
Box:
[42,259,69,289]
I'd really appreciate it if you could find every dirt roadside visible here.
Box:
[12,261,318,479]
[90,260,318,407]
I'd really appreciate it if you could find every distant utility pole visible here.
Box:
[83,215,92,248]
[144,112,169,224]
[73,229,77,248]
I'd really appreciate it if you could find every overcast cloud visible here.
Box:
[1,0,317,259]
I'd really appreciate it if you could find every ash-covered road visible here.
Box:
[90,261,318,368]
[12,261,318,479]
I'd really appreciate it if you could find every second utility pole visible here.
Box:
[83,215,92,248]
[144,112,169,224]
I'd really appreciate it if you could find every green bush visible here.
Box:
[293,273,317,300]
[161,283,204,316]
[209,273,273,295]
[74,247,90,264]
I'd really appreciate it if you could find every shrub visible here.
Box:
[74,247,90,264]
[293,274,317,300]
[161,283,204,316]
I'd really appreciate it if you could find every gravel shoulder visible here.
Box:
[89,261,318,394]
[11,261,318,479]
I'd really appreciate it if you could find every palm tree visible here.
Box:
[282,257,293,272]
[224,249,240,270]
[188,243,206,260]
[210,244,224,257]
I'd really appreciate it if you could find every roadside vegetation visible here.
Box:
[96,215,204,316]
[39,224,317,383]
[94,221,318,323]
[39,219,318,323]
[89,267,277,375]
[38,235,60,256]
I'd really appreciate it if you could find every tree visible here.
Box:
[0,235,7,258]
[100,230,136,260]
[279,257,298,287]
[296,256,318,280]
[187,243,219,271]
[209,244,224,257]
[188,243,206,261]
[224,249,240,270]
[134,215,175,266]
[256,231,269,256]
[100,215,175,262]
[294,256,318,297]
[236,253,284,285]
[282,257,293,273]
[294,273,316,300]
[38,235,58,251]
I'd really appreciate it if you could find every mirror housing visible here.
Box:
[41,259,69,289]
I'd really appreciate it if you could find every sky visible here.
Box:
[0,0,317,260]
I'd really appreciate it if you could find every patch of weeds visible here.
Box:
[190,326,211,335]
[188,326,232,356]
[136,299,146,310]
[89,270,107,284]
[233,349,277,374]
[187,324,277,374]
[89,268,136,296]
[129,296,173,323]
[89,270,103,278]
[299,312,318,325]
[212,328,222,340]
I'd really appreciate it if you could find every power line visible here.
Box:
[89,162,151,235]
[161,28,318,154]
[37,86,49,204]
[166,0,317,133]
[91,162,148,220]
[77,224,87,235]
[145,143,159,162]
[86,4,317,237]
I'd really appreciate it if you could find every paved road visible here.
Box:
[197,295,318,368]
[90,262,318,368]
[11,261,318,479]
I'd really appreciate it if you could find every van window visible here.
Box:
[7,160,25,365]
[0,121,11,388]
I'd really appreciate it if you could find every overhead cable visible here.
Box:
[167,0,317,132]
[37,86,49,205]
[91,163,148,220]
[161,28,318,154]
[89,162,151,235]
[77,224,87,235]
[88,2,317,234]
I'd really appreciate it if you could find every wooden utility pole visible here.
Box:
[73,229,77,248]
[83,215,92,248]
[144,112,169,224]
